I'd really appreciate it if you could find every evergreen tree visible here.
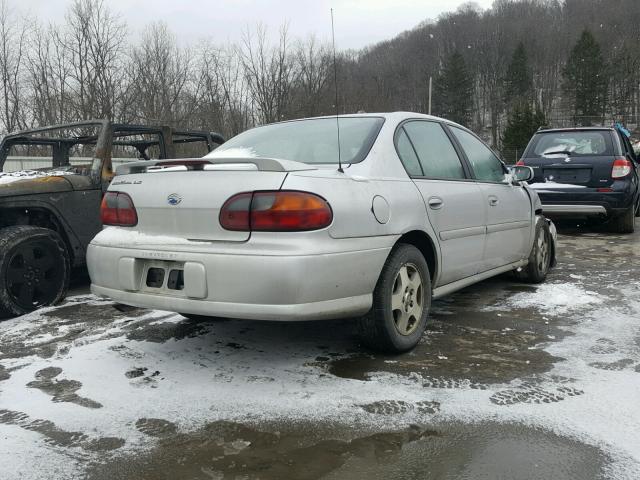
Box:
[502,101,546,162]
[563,30,608,126]
[434,51,474,127]
[504,42,533,107]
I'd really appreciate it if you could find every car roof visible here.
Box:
[536,127,615,133]
[266,111,468,131]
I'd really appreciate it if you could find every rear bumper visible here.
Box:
[91,284,372,321]
[542,204,608,216]
[538,190,636,218]
[87,241,391,321]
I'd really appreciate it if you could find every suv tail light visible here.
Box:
[612,157,633,179]
[220,191,333,232]
[515,159,525,166]
[101,191,138,226]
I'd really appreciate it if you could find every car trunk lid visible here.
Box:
[108,158,314,242]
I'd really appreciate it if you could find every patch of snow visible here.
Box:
[0,423,83,479]
[0,170,76,185]
[484,282,604,315]
[0,285,639,479]
[91,227,205,247]
[205,147,258,159]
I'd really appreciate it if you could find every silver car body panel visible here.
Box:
[88,112,547,321]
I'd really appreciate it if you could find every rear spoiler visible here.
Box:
[115,157,316,175]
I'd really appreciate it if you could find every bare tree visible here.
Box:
[211,43,253,136]
[128,22,197,125]
[238,23,296,124]
[26,23,71,126]
[292,35,331,117]
[0,0,28,132]
[61,0,127,120]
[3,0,640,144]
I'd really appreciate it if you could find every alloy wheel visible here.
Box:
[390,262,424,336]
[536,230,550,273]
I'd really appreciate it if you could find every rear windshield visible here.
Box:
[206,117,384,164]
[526,131,613,158]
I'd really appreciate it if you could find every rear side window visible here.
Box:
[526,131,613,157]
[450,126,505,183]
[401,121,465,179]
[396,128,423,176]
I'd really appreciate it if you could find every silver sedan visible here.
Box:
[88,112,556,352]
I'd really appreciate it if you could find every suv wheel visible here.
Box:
[610,205,635,234]
[357,244,431,353]
[513,219,551,284]
[0,226,70,318]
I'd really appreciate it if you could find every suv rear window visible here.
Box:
[526,131,613,158]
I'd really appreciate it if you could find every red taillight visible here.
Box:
[219,192,252,231]
[100,192,138,226]
[220,191,333,232]
[612,157,632,179]
[516,159,525,166]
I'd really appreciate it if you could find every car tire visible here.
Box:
[357,244,431,353]
[513,219,551,284]
[0,226,70,318]
[634,197,640,218]
[610,205,635,234]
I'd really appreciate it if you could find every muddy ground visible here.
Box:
[0,224,639,479]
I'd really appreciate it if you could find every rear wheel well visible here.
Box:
[396,230,437,282]
[0,207,73,262]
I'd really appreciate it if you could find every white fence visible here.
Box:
[2,157,140,173]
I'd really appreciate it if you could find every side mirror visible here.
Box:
[509,165,534,183]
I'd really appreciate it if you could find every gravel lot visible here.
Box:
[1,224,639,479]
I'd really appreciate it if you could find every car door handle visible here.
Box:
[489,196,499,207]
[428,197,444,210]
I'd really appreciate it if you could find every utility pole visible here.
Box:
[428,76,433,115]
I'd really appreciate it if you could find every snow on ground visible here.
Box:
[484,282,605,315]
[0,277,639,478]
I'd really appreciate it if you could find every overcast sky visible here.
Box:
[18,0,494,49]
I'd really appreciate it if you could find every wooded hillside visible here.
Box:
[1,0,638,159]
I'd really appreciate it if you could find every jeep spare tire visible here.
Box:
[0,226,70,318]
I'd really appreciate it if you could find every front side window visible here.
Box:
[207,117,384,165]
[402,121,465,180]
[451,127,506,183]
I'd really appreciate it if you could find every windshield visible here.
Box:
[527,131,613,157]
[206,117,385,164]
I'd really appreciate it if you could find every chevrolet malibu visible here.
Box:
[88,113,556,353]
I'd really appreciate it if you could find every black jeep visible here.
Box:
[0,120,224,317]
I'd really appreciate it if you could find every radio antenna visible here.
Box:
[331,8,343,173]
